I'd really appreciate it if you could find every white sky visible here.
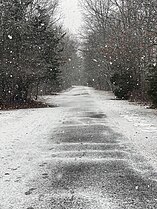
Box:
[59,0,83,35]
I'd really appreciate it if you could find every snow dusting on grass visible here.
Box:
[0,101,67,208]
[90,88,157,173]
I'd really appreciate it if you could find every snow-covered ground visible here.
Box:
[0,105,68,208]
[1,86,157,208]
[89,88,157,176]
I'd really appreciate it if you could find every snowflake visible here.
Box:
[8,35,13,40]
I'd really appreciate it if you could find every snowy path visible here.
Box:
[0,106,68,208]
[1,86,157,208]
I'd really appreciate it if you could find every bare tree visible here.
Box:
[81,0,157,101]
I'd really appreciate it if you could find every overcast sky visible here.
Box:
[59,0,83,35]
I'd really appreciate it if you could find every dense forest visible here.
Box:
[0,0,81,108]
[81,0,157,106]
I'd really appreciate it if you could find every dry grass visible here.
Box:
[0,100,53,110]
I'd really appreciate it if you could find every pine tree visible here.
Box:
[147,65,157,107]
[0,0,65,106]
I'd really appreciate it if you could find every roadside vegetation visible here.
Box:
[81,0,157,107]
[0,0,81,109]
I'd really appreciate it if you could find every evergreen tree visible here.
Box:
[0,0,65,105]
[147,65,157,107]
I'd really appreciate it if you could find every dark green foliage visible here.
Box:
[147,65,157,106]
[110,72,136,99]
[0,0,65,105]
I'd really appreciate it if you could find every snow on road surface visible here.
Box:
[0,86,157,208]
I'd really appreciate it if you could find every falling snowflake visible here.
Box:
[8,35,13,40]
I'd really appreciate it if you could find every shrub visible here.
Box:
[110,72,136,99]
[147,65,157,107]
